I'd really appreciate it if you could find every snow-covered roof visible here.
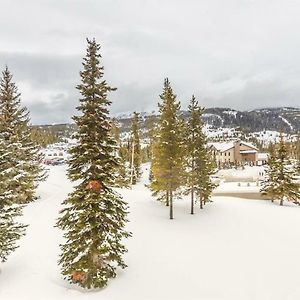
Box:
[240,141,258,150]
[257,153,269,160]
[209,142,235,152]
[209,140,258,153]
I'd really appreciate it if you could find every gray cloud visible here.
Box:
[0,0,300,124]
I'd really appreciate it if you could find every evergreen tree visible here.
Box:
[57,39,131,289]
[0,135,26,262]
[150,78,185,219]
[117,144,130,186]
[0,67,45,204]
[261,134,300,205]
[145,113,158,161]
[185,95,217,213]
[296,133,300,174]
[129,112,141,184]
[30,127,59,147]
[146,114,158,182]
[110,119,130,187]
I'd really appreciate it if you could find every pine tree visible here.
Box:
[30,127,59,147]
[117,144,130,186]
[185,95,217,213]
[296,133,300,174]
[0,66,42,263]
[110,119,130,187]
[261,134,300,205]
[146,114,158,182]
[150,78,185,219]
[0,135,26,262]
[145,113,158,161]
[57,39,131,289]
[0,67,45,204]
[129,112,141,184]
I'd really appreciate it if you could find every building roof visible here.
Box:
[208,142,234,152]
[257,153,269,160]
[240,141,258,151]
[209,140,258,153]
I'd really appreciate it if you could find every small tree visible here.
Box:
[129,112,141,184]
[185,95,217,213]
[261,134,300,205]
[57,39,131,289]
[110,119,130,187]
[150,78,185,219]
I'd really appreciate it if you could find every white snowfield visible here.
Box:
[1,165,300,300]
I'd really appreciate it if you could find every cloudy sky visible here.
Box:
[0,0,300,124]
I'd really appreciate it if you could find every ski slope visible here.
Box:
[1,165,300,300]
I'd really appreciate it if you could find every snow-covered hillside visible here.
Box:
[1,165,300,300]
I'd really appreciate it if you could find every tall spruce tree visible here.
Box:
[0,67,44,204]
[0,134,26,262]
[150,78,185,219]
[0,66,42,263]
[185,95,217,213]
[261,134,300,205]
[129,112,141,184]
[57,39,131,289]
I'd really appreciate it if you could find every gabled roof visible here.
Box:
[208,142,234,152]
[208,140,258,153]
[240,141,258,151]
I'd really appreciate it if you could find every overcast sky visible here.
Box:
[1,0,300,124]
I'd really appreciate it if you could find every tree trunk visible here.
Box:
[130,141,135,185]
[170,190,173,219]
[191,158,195,214]
[280,198,283,206]
[200,195,203,209]
[191,185,194,214]
[166,191,169,206]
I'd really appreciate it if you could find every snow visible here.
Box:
[203,125,239,140]
[279,115,294,130]
[240,141,258,150]
[249,130,298,146]
[258,153,268,161]
[1,165,300,300]
[216,166,265,180]
[222,109,238,118]
[208,141,234,152]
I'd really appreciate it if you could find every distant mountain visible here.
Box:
[33,106,300,139]
[199,107,300,133]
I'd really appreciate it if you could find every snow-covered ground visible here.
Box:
[1,165,300,300]
[216,166,265,183]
